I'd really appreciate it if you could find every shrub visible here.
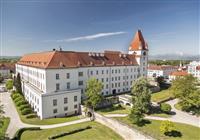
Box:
[26,114,37,119]
[13,95,24,101]
[16,100,27,107]
[160,103,171,113]
[21,108,32,115]
[6,79,13,90]
[13,127,41,140]
[160,120,175,135]
[19,104,30,111]
[12,93,21,100]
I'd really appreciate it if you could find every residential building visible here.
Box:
[148,65,178,79]
[15,30,148,119]
[187,61,200,80]
[169,70,188,81]
[0,63,15,78]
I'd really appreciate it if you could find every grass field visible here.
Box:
[12,98,82,125]
[151,89,175,103]
[114,117,200,140]
[96,104,131,115]
[0,118,10,139]
[20,121,123,140]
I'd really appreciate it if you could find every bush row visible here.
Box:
[12,127,41,140]
[48,126,92,140]
[11,91,34,116]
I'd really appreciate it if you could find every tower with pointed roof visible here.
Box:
[128,30,148,77]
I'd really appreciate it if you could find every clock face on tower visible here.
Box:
[143,51,146,56]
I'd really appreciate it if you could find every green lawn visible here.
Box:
[20,121,123,140]
[151,89,175,103]
[12,98,82,125]
[0,117,10,139]
[96,104,131,115]
[114,117,200,140]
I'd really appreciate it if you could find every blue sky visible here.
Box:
[0,0,199,56]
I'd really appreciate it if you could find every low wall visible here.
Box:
[94,113,154,140]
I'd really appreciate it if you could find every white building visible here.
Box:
[16,30,148,119]
[148,65,178,79]
[169,70,188,81]
[187,61,200,80]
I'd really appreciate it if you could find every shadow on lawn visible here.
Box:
[137,119,151,127]
[165,130,182,137]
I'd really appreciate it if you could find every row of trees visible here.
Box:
[170,75,200,114]
[149,60,190,66]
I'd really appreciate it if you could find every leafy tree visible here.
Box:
[85,78,103,113]
[170,75,200,114]
[160,120,175,135]
[15,73,22,93]
[6,79,13,90]
[129,77,152,125]
[160,103,171,113]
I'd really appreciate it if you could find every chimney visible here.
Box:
[59,46,62,51]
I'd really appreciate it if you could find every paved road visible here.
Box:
[166,99,200,128]
[0,92,90,139]
[105,99,200,128]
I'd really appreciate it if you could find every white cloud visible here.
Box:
[44,31,127,43]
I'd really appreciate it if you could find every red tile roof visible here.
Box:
[17,50,139,69]
[129,30,148,51]
[170,71,188,76]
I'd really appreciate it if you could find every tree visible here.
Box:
[129,77,152,125]
[85,78,103,119]
[160,120,175,135]
[0,102,4,127]
[6,79,13,90]
[170,75,200,114]
[15,73,22,93]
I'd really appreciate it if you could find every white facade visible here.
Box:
[147,66,178,79]
[15,30,148,119]
[187,61,200,80]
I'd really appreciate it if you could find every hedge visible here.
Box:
[16,100,28,107]
[19,104,31,111]
[21,108,32,115]
[25,114,37,119]
[11,94,21,100]
[48,126,92,140]
[12,127,41,140]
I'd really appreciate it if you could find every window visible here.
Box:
[53,99,57,106]
[74,96,77,102]
[53,109,57,114]
[56,83,60,91]
[96,70,98,75]
[56,74,59,80]
[66,73,70,79]
[101,78,104,82]
[64,97,68,104]
[102,70,104,74]
[74,104,77,109]
[112,70,114,73]
[67,82,70,89]
[115,69,117,73]
[78,81,83,86]
[78,72,83,77]
[90,71,93,75]
[64,106,68,111]
[106,78,109,82]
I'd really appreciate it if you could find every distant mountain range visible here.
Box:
[149,54,200,61]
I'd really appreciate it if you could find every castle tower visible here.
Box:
[128,30,148,77]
